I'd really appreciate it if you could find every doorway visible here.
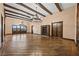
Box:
[31,25,33,34]
[41,25,50,36]
[51,21,63,38]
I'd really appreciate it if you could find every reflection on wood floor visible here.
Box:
[0,34,79,56]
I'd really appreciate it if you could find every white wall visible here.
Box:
[31,5,77,40]
[5,17,31,34]
[32,22,41,34]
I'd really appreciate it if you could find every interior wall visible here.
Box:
[74,4,77,43]
[31,5,77,40]
[5,17,31,34]
[31,22,41,34]
[5,4,77,40]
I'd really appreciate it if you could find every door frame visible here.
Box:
[76,3,79,46]
[1,14,3,43]
[31,25,33,34]
[41,25,50,36]
[51,21,63,38]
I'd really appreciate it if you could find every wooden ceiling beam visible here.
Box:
[36,3,52,15]
[5,9,30,18]
[5,13,30,20]
[16,3,46,17]
[55,3,62,12]
[4,4,34,16]
[5,15,32,21]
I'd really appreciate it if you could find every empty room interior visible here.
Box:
[0,3,79,56]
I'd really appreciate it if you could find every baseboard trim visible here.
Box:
[63,38,74,41]
[33,33,50,36]
[26,32,31,34]
[5,33,12,35]
[33,33,41,35]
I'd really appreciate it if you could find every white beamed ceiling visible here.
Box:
[4,3,76,21]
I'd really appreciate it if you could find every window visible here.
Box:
[12,25,17,31]
[12,24,27,34]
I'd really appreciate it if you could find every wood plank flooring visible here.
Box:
[0,34,79,56]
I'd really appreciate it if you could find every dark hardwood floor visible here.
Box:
[0,34,79,56]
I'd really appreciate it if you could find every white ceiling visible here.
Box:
[4,3,76,21]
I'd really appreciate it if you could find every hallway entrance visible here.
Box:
[41,25,50,36]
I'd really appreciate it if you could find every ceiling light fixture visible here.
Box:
[30,5,42,22]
